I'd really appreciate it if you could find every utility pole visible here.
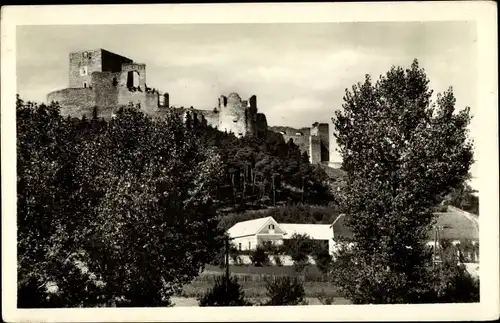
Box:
[225,236,230,293]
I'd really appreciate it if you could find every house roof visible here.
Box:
[331,206,479,241]
[431,206,479,241]
[280,223,332,240]
[227,216,276,238]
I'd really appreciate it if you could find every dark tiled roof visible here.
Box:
[332,206,479,241]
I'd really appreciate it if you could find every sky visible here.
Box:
[16,22,478,188]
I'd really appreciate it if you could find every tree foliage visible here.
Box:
[263,276,307,306]
[17,97,225,307]
[331,60,475,303]
[198,275,251,307]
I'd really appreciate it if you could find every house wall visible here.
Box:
[232,236,259,251]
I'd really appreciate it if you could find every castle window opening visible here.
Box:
[79,66,88,76]
[126,70,140,88]
[83,82,88,88]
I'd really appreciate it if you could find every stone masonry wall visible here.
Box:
[318,123,330,162]
[92,72,120,110]
[283,134,310,158]
[69,49,103,88]
[309,135,322,164]
[117,87,159,115]
[47,88,96,118]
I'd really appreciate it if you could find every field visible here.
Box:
[176,264,350,305]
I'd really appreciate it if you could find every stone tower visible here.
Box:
[69,49,133,89]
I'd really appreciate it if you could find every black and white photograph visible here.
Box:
[1,2,498,322]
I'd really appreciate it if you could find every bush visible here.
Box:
[273,255,283,267]
[313,249,333,275]
[263,276,307,306]
[198,275,251,306]
[250,246,270,267]
[317,290,335,305]
[432,263,480,303]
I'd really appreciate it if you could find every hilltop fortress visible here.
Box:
[47,49,341,167]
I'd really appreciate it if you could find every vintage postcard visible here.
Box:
[1,2,498,322]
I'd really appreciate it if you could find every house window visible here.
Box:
[79,66,88,76]
[83,82,88,88]
[238,243,242,250]
[248,242,251,250]
[269,224,275,230]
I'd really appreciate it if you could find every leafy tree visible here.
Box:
[198,275,251,306]
[263,276,307,306]
[17,99,225,307]
[250,246,269,267]
[442,182,479,215]
[284,233,313,273]
[313,248,333,275]
[331,60,474,303]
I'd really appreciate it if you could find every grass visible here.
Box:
[179,265,340,299]
[180,280,341,299]
[203,264,324,278]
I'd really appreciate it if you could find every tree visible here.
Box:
[17,101,226,307]
[198,275,251,306]
[263,276,307,306]
[312,248,333,276]
[331,60,474,303]
[250,246,269,267]
[284,233,313,273]
[442,182,479,215]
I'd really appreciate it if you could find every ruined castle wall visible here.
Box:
[47,88,95,118]
[245,95,258,136]
[69,49,103,88]
[309,135,322,164]
[121,63,147,89]
[193,109,220,128]
[92,72,120,111]
[282,134,310,158]
[218,93,248,137]
[256,113,268,138]
[117,87,159,115]
[318,123,330,162]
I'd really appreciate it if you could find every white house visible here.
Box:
[227,205,479,261]
[227,216,335,254]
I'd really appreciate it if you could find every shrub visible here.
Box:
[263,276,307,306]
[198,275,251,306]
[317,290,335,305]
[432,262,480,303]
[293,255,309,273]
[313,249,333,275]
[273,255,283,267]
[250,246,269,267]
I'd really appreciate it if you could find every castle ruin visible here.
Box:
[46,49,341,167]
